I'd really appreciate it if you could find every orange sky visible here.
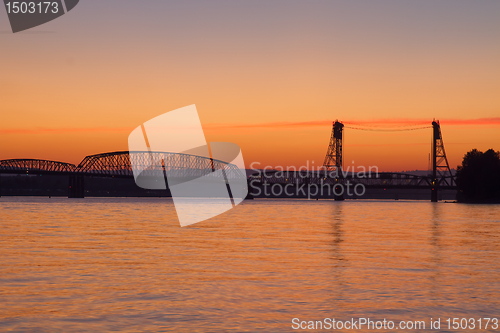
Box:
[1,1,499,171]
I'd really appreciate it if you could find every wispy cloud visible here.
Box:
[0,127,133,135]
[204,117,500,130]
[205,120,332,130]
[437,118,500,126]
[1,117,499,135]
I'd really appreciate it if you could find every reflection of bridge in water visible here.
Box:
[0,120,456,201]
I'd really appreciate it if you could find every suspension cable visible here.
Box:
[343,125,432,132]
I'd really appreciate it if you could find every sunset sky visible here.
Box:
[1,0,499,171]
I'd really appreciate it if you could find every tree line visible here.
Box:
[456,149,500,202]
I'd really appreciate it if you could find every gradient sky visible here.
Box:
[1,0,499,171]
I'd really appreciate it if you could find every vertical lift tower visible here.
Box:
[431,120,454,202]
[323,120,344,200]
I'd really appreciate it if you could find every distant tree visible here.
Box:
[456,149,500,202]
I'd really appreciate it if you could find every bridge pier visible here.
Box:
[333,180,344,201]
[431,186,438,202]
[334,192,344,201]
[68,175,85,198]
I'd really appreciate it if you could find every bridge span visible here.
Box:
[0,120,457,200]
[0,151,244,198]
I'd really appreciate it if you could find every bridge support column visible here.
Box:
[431,120,455,202]
[431,187,438,202]
[69,175,85,198]
[334,186,344,200]
[432,121,438,202]
[324,120,345,201]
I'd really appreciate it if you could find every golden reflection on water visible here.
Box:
[0,197,499,332]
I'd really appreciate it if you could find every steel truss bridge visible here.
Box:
[0,151,244,198]
[250,119,456,201]
[0,120,457,200]
[249,171,455,190]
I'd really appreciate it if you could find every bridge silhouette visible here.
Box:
[0,120,456,200]
[250,120,455,201]
[0,151,243,198]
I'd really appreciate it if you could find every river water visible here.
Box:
[1,197,499,332]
